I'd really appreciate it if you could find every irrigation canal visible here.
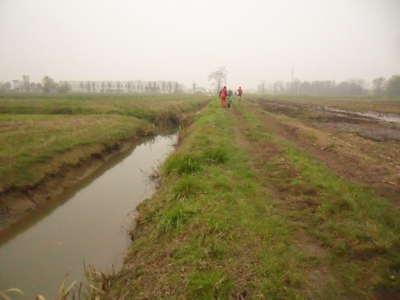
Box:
[0,132,177,299]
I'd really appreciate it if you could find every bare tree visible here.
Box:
[208,66,227,94]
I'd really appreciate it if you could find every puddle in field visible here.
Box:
[322,107,400,124]
[0,133,177,299]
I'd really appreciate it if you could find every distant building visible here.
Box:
[60,80,180,93]
[12,80,22,91]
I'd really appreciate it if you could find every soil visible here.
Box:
[253,99,400,209]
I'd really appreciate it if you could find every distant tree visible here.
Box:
[107,81,112,92]
[372,77,386,96]
[23,81,31,92]
[86,81,91,92]
[258,80,266,94]
[4,82,11,91]
[385,75,400,97]
[334,81,365,95]
[117,81,121,92]
[59,82,70,93]
[80,81,84,92]
[101,82,105,92]
[35,82,42,92]
[30,82,36,92]
[192,82,196,93]
[42,76,56,93]
[91,81,96,92]
[174,82,181,93]
[292,78,301,94]
[208,66,227,94]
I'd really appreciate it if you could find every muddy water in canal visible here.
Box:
[0,133,177,299]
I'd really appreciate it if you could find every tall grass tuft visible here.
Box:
[158,203,196,234]
[172,175,204,201]
[163,154,202,175]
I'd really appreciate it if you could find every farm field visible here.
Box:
[95,96,400,299]
[1,94,400,299]
[0,93,210,229]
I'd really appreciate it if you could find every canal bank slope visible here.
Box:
[0,94,210,231]
[97,99,400,299]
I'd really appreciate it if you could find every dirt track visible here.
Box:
[249,98,400,209]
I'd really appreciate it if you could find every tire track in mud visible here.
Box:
[229,104,341,299]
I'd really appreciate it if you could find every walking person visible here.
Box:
[237,86,243,101]
[219,86,227,108]
[227,93,233,108]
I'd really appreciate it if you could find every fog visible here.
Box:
[0,0,399,90]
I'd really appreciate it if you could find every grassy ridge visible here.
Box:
[94,99,400,299]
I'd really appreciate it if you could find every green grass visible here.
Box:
[0,93,210,195]
[93,98,400,299]
[2,94,399,299]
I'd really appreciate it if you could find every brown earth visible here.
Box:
[251,99,400,209]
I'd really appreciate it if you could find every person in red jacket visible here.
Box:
[219,86,227,108]
[237,86,243,101]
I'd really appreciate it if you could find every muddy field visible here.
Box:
[254,99,400,209]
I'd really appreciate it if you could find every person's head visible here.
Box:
[239,86,241,88]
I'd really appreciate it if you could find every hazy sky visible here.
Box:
[1,0,399,90]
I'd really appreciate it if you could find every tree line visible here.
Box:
[257,75,400,97]
[0,76,182,94]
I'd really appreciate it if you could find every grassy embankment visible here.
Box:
[92,98,400,299]
[0,93,210,226]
